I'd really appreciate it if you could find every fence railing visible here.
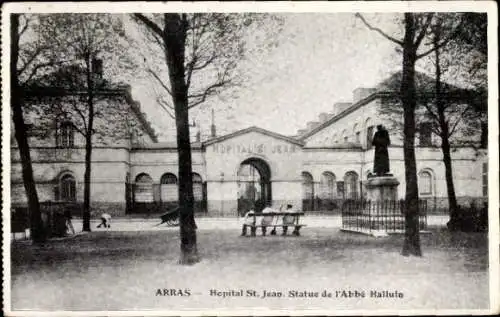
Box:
[341,199,428,234]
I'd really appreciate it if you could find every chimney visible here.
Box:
[306,121,320,130]
[318,112,329,122]
[92,58,103,79]
[296,129,307,136]
[332,102,352,116]
[353,87,376,103]
[210,109,216,137]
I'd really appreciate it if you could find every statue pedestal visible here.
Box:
[341,175,402,237]
[365,176,400,202]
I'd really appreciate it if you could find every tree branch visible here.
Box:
[355,13,403,46]
[147,68,172,96]
[448,105,471,137]
[157,97,175,119]
[414,13,434,48]
[188,79,229,108]
[133,14,164,39]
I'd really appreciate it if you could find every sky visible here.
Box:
[128,13,406,142]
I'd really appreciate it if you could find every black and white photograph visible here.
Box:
[2,1,498,315]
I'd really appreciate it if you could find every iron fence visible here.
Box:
[341,199,427,233]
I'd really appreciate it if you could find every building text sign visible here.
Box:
[211,143,299,155]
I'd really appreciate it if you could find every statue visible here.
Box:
[372,125,391,176]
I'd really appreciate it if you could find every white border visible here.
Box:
[2,1,499,316]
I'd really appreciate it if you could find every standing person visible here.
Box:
[372,125,391,176]
[97,212,111,229]
[64,206,75,235]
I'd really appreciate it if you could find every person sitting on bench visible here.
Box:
[282,204,300,236]
[260,204,278,236]
[241,209,256,236]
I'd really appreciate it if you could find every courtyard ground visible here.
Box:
[8,216,490,314]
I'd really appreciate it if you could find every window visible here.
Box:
[366,126,374,149]
[193,173,203,201]
[135,173,154,202]
[419,122,432,147]
[302,172,314,211]
[344,171,359,199]
[320,172,336,199]
[160,173,178,202]
[418,170,432,195]
[56,121,75,148]
[355,131,361,144]
[302,172,314,200]
[482,163,488,196]
[341,130,347,143]
[60,174,76,201]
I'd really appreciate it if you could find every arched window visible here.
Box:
[418,170,433,195]
[365,118,374,149]
[419,122,433,147]
[135,173,154,202]
[344,171,359,199]
[60,173,76,201]
[342,130,348,143]
[320,172,336,199]
[302,172,314,210]
[193,173,203,201]
[353,124,360,144]
[56,121,75,148]
[160,173,178,202]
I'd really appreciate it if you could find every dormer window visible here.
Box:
[56,121,74,148]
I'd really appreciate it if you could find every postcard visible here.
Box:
[2,1,498,316]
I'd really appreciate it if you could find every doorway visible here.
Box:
[237,158,271,215]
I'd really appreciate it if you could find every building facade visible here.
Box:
[11,73,488,217]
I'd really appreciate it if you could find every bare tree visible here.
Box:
[376,13,486,230]
[356,13,462,256]
[11,14,63,243]
[38,14,130,231]
[132,13,281,264]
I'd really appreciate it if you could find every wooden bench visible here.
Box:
[241,212,306,237]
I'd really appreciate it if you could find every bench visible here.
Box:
[241,212,306,237]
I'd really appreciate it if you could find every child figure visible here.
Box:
[97,212,111,229]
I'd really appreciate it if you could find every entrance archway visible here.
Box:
[237,158,271,215]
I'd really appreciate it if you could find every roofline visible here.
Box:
[299,91,393,140]
[203,126,305,146]
[24,85,159,143]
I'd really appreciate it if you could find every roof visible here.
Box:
[132,141,202,150]
[24,68,158,143]
[203,126,305,147]
[299,70,479,141]
[298,91,392,140]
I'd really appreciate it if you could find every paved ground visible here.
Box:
[12,214,450,238]
[9,220,489,313]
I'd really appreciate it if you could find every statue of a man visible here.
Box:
[372,125,391,176]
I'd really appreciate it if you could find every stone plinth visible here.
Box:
[365,176,400,202]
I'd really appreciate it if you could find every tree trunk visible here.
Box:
[433,37,459,230]
[11,14,46,243]
[82,56,94,232]
[441,135,459,227]
[164,14,199,265]
[401,13,422,257]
